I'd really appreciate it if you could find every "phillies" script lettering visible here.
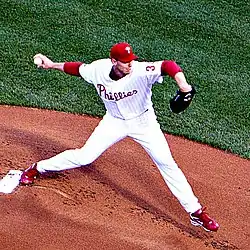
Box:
[97,84,138,101]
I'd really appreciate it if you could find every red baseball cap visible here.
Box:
[110,42,138,63]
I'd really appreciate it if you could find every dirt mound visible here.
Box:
[0,105,249,250]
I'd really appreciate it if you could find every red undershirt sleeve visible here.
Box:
[63,62,83,76]
[161,60,182,78]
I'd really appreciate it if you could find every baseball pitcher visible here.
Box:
[21,42,219,232]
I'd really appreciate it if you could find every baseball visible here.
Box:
[34,57,43,65]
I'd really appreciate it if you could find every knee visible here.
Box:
[72,148,97,166]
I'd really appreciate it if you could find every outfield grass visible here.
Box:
[0,0,249,158]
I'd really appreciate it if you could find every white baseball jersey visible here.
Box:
[37,58,202,214]
[79,59,163,120]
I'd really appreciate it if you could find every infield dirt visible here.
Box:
[0,105,249,250]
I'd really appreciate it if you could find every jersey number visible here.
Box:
[146,65,155,71]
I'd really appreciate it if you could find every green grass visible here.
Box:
[0,0,249,158]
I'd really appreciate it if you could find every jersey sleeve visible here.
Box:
[140,61,164,84]
[79,63,95,84]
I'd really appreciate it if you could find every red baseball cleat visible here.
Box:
[190,207,219,232]
[20,163,39,185]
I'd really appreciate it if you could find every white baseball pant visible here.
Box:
[37,109,201,213]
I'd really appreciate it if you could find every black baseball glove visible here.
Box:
[170,86,196,113]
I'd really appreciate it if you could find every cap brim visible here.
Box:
[120,54,138,63]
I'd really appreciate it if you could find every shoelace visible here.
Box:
[25,168,38,178]
[198,207,213,223]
